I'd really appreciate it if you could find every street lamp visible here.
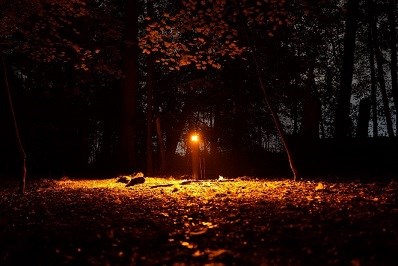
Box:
[190,133,200,180]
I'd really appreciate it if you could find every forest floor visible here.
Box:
[0,176,397,266]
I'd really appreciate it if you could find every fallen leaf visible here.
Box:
[189,228,208,236]
[315,183,325,191]
[114,198,122,204]
[192,250,205,257]
[207,249,231,259]
[180,241,196,249]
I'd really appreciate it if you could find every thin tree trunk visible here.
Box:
[330,34,342,68]
[1,50,26,193]
[335,0,360,139]
[209,107,219,155]
[372,6,395,137]
[145,56,154,176]
[388,0,398,133]
[370,58,378,137]
[165,105,190,161]
[145,0,155,176]
[367,0,378,137]
[120,0,139,172]
[234,1,299,180]
[301,61,321,141]
[155,117,166,174]
[357,97,371,138]
[324,67,334,138]
[292,81,299,136]
[320,116,326,139]
[374,47,395,137]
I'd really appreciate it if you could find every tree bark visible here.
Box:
[301,61,321,141]
[335,0,360,139]
[145,55,154,176]
[357,97,371,139]
[120,0,139,172]
[1,50,26,193]
[367,1,378,137]
[291,78,299,136]
[388,0,398,133]
[155,117,166,174]
[164,105,190,163]
[145,0,155,176]
[371,3,395,137]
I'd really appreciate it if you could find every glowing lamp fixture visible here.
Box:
[190,133,200,180]
[191,134,199,142]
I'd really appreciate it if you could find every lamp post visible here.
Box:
[190,133,200,180]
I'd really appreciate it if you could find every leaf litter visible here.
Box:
[0,176,397,265]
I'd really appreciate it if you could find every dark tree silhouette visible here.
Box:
[388,0,398,133]
[335,0,360,139]
[370,0,395,137]
[120,0,139,172]
[0,51,26,193]
[367,0,379,137]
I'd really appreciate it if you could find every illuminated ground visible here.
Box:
[1,176,397,265]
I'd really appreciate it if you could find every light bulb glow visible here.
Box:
[191,134,199,142]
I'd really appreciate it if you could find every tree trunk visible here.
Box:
[367,1,378,137]
[372,4,395,137]
[120,0,139,172]
[388,0,398,133]
[292,80,299,136]
[301,61,321,141]
[335,0,360,139]
[155,117,166,174]
[164,106,190,163]
[209,107,219,155]
[1,50,26,193]
[145,56,154,176]
[144,0,156,176]
[356,97,371,139]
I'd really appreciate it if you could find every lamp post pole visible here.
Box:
[191,134,200,180]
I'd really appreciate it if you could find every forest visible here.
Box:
[1,0,397,183]
[1,1,398,265]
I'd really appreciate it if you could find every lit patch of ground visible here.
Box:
[1,177,397,265]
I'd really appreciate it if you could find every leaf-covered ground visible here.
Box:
[1,176,397,265]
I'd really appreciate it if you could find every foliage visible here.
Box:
[0,0,124,74]
[1,1,90,66]
[138,0,292,71]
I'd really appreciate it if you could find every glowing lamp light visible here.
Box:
[190,133,200,180]
[191,134,199,142]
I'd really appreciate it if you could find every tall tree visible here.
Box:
[388,0,398,133]
[335,0,360,139]
[119,0,139,172]
[144,0,156,176]
[301,59,321,141]
[356,97,371,138]
[367,0,378,137]
[0,51,26,193]
[371,0,395,137]
[145,56,154,176]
